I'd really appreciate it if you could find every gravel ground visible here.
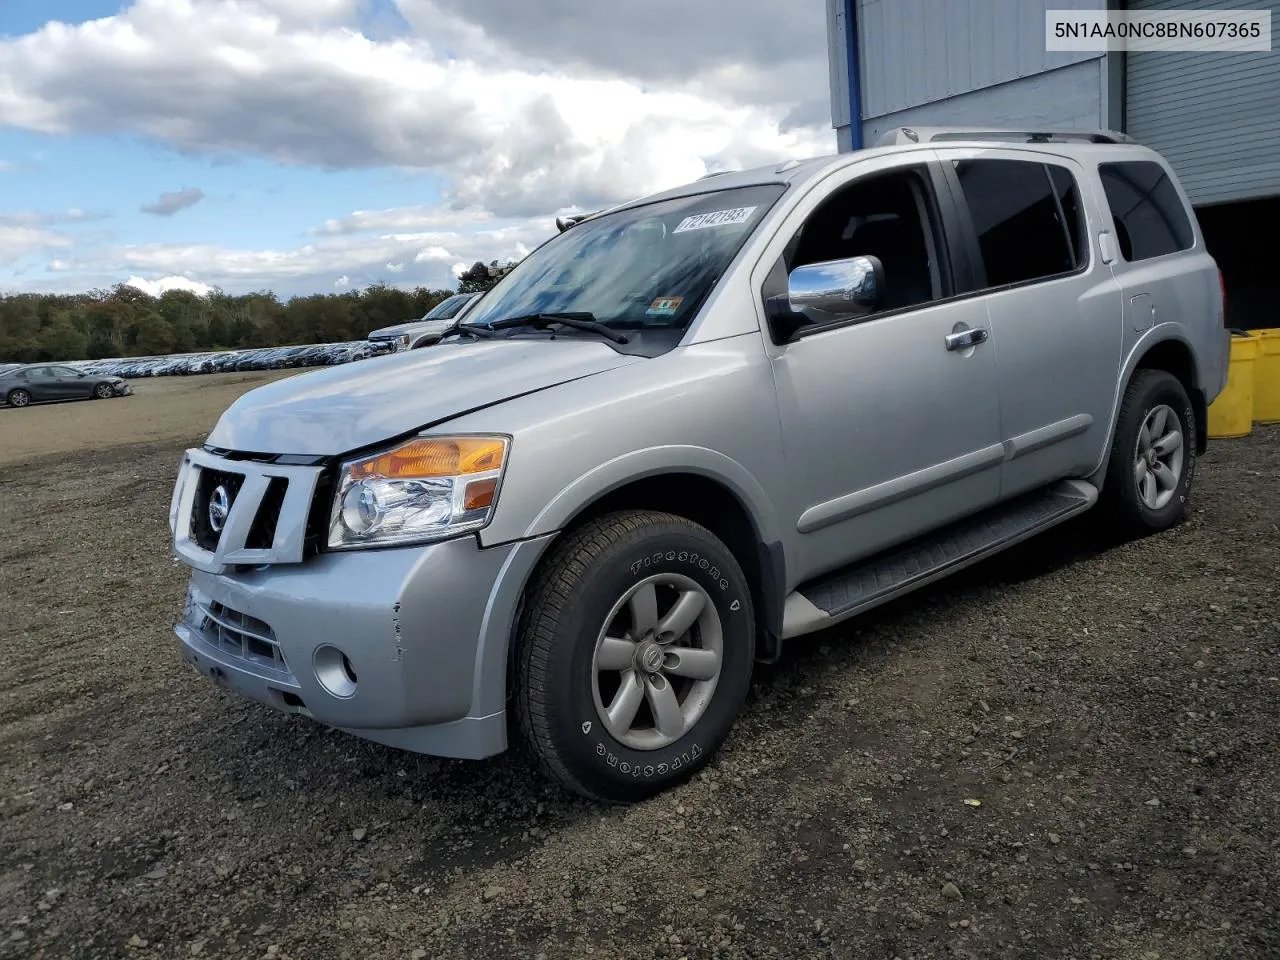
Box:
[1,377,1278,960]
[0,371,299,466]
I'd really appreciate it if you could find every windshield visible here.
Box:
[462,183,786,332]
[423,293,474,320]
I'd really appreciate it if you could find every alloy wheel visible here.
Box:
[590,573,723,751]
[1133,403,1184,510]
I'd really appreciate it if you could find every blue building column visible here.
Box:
[844,0,863,150]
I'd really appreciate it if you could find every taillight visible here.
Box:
[1219,269,1227,320]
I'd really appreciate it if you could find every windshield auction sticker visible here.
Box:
[646,296,684,317]
[672,206,758,234]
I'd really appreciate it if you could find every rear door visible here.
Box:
[22,366,58,400]
[935,148,1123,499]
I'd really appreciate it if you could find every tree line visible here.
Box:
[0,261,513,363]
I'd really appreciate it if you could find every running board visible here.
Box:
[782,480,1098,639]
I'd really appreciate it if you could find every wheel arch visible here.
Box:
[500,466,788,708]
[1089,330,1206,488]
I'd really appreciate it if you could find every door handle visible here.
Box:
[945,327,989,351]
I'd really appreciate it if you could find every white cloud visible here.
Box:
[334,275,351,287]
[392,0,829,115]
[315,205,494,236]
[50,218,547,294]
[0,0,833,221]
[0,226,73,266]
[124,274,214,296]
[0,0,836,295]
[0,209,105,227]
[254,0,359,25]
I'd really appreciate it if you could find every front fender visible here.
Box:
[488,444,786,551]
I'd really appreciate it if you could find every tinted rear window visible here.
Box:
[1098,161,1194,262]
[952,158,1085,289]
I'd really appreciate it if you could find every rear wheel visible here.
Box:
[6,388,31,408]
[1100,369,1196,536]
[514,510,755,803]
[93,382,114,399]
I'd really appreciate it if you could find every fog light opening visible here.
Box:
[314,645,358,699]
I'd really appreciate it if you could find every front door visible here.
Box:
[761,158,1005,583]
[48,365,90,399]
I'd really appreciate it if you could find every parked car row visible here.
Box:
[1,340,399,407]
[55,340,396,380]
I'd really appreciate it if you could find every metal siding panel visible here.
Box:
[1125,0,1280,204]
[858,0,885,118]
[925,0,950,105]
[861,59,1104,145]
[948,1,973,94]
[857,0,1106,118]
[827,0,851,128]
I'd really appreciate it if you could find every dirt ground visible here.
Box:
[0,371,300,466]
[1,375,1278,960]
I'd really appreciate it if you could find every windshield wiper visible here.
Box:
[458,312,630,344]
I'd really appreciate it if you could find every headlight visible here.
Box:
[327,435,509,550]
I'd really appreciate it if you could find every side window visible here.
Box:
[952,158,1084,288]
[782,167,945,314]
[1097,160,1194,262]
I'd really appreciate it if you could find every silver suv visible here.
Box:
[169,127,1229,802]
[366,291,481,351]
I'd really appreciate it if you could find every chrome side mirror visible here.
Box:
[788,255,884,317]
[766,255,884,342]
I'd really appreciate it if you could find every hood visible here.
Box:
[367,319,443,339]
[205,337,642,455]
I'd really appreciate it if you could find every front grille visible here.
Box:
[174,450,328,567]
[245,477,289,549]
[190,468,245,551]
[191,598,290,676]
[303,468,335,558]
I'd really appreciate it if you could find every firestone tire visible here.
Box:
[1100,369,1196,537]
[514,510,755,803]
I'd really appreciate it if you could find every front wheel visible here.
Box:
[514,511,755,803]
[93,382,114,399]
[1100,369,1196,536]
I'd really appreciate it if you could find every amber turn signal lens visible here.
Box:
[463,477,498,511]
[349,437,506,480]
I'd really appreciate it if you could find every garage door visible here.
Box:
[1125,0,1280,205]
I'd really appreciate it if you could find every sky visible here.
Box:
[0,0,836,298]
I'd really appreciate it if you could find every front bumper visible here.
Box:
[114,382,132,396]
[175,532,553,759]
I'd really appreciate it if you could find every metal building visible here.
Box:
[826,0,1280,327]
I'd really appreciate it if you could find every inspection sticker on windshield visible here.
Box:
[646,296,684,317]
[672,206,758,234]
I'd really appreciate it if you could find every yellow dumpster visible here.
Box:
[1208,331,1258,439]
[1246,327,1280,424]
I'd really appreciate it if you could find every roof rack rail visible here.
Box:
[875,126,1137,147]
